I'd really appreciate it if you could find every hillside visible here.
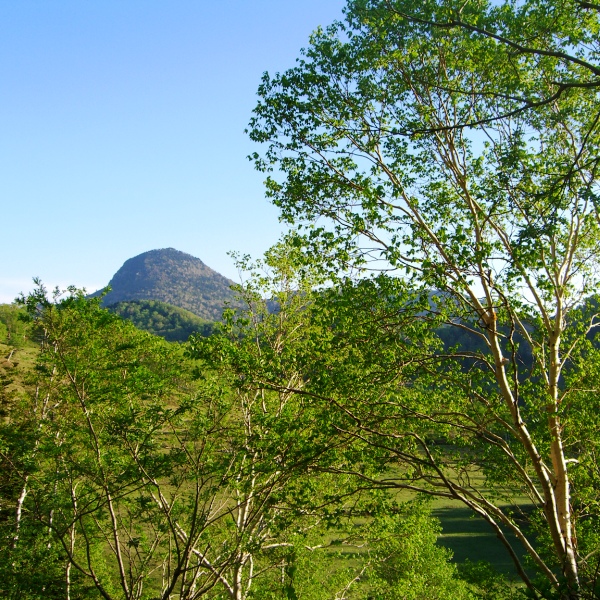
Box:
[107,299,214,342]
[94,248,237,321]
[0,304,37,421]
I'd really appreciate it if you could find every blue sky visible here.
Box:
[0,1,347,303]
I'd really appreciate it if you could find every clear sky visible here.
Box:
[0,0,347,303]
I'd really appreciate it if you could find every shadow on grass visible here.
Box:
[433,506,532,576]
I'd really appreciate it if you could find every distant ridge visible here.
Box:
[94,248,236,321]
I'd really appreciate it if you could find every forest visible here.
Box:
[106,300,215,342]
[2,0,600,598]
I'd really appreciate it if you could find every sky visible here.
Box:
[0,0,347,303]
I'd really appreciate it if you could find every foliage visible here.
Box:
[364,500,474,600]
[0,303,30,348]
[1,285,272,599]
[187,248,384,599]
[190,249,523,600]
[3,283,420,600]
[247,1,600,596]
[0,267,534,599]
[107,299,214,342]
[0,303,35,425]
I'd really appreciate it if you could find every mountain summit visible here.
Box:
[97,248,236,321]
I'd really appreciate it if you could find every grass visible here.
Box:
[379,466,536,578]
[0,335,39,422]
[433,503,528,574]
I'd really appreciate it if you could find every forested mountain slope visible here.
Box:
[107,299,214,342]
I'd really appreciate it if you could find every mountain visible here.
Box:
[95,248,237,321]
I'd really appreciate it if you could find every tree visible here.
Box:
[0,303,29,349]
[2,284,389,600]
[1,285,281,599]
[189,249,511,600]
[248,1,600,597]
[187,250,390,600]
[364,499,474,600]
[377,0,600,130]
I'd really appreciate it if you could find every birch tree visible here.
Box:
[248,1,600,597]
